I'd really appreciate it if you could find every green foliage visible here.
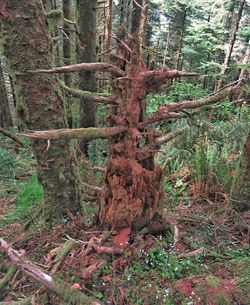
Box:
[147,81,208,115]
[4,175,43,224]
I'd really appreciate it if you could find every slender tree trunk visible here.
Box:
[0,0,84,224]
[238,38,250,81]
[217,0,246,90]
[230,131,250,211]
[104,0,113,62]
[76,0,97,155]
[0,59,12,128]
[63,0,73,127]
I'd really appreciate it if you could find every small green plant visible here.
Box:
[4,175,44,224]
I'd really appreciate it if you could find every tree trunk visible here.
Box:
[76,0,97,155]
[0,0,84,225]
[217,0,246,90]
[0,59,12,128]
[63,0,73,127]
[99,34,164,229]
[104,0,113,61]
[230,131,250,211]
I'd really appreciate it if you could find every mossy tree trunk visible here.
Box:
[76,0,97,155]
[0,0,84,224]
[0,59,12,128]
[230,131,250,211]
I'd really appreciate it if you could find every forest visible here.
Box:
[0,0,249,304]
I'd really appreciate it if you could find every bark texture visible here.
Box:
[77,0,97,154]
[0,0,84,224]
[0,59,12,128]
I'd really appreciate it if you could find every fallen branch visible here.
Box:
[0,300,31,305]
[0,127,30,149]
[20,126,127,140]
[0,238,101,305]
[177,247,204,259]
[27,62,125,77]
[50,240,75,274]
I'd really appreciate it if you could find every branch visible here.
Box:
[27,62,125,77]
[166,83,237,112]
[0,238,101,305]
[141,82,238,127]
[139,112,181,128]
[20,126,127,140]
[59,81,114,104]
[156,126,189,146]
[0,127,30,149]
[142,69,199,92]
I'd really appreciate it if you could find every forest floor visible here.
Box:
[0,134,250,305]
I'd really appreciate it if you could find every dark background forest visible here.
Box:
[0,0,249,304]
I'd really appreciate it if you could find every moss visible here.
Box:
[206,275,220,288]
[233,257,250,298]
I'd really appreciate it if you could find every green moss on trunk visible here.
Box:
[0,0,84,224]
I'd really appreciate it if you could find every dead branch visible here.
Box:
[167,84,237,112]
[93,166,106,173]
[0,300,31,305]
[177,247,204,259]
[59,80,114,104]
[27,62,125,77]
[82,182,102,193]
[0,127,30,149]
[0,238,101,305]
[142,83,237,127]
[156,126,189,146]
[139,112,181,127]
[20,126,127,140]
[50,240,75,274]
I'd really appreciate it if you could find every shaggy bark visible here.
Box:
[0,0,84,224]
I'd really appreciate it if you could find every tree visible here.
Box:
[0,0,85,225]
[217,0,246,90]
[76,0,97,154]
[0,59,12,128]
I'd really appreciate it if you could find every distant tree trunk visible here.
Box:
[238,38,250,81]
[63,0,72,80]
[76,0,97,155]
[104,0,113,61]
[63,0,73,127]
[0,59,12,128]
[230,131,250,211]
[0,0,84,225]
[217,0,246,90]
